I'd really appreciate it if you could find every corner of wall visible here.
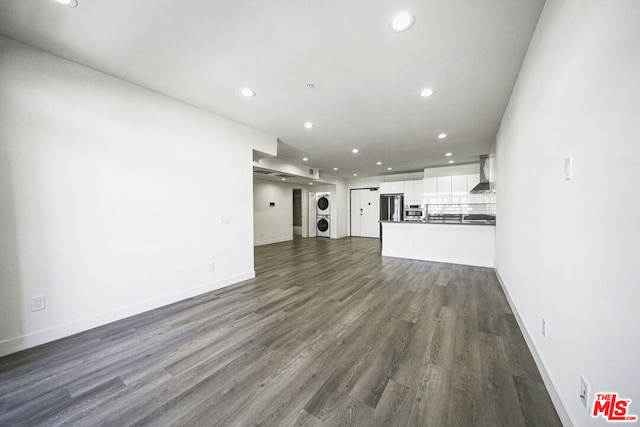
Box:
[494,268,575,427]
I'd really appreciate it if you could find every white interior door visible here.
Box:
[351,188,380,238]
[350,190,362,236]
[360,188,380,238]
[308,192,316,237]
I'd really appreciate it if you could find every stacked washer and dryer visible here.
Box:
[316,192,330,238]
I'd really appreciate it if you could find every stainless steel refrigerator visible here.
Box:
[380,194,404,239]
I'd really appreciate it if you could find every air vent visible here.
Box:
[253,169,274,175]
[275,174,295,178]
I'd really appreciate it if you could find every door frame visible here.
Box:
[349,187,380,237]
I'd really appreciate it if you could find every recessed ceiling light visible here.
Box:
[376,161,382,165]
[387,167,392,170]
[448,160,455,164]
[240,88,255,97]
[353,173,358,176]
[438,133,447,139]
[445,152,452,157]
[333,167,338,171]
[391,11,415,32]
[420,88,434,97]
[304,122,314,129]
[281,178,286,181]
[302,157,308,161]
[55,0,78,6]
[352,148,359,154]
[309,183,313,186]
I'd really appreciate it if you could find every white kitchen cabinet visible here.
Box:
[380,182,393,194]
[390,181,405,194]
[451,175,468,204]
[380,181,404,194]
[423,177,437,204]
[403,181,413,202]
[467,173,485,203]
[403,180,424,204]
[436,176,452,204]
[413,179,424,204]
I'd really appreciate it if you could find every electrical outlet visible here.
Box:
[30,295,46,312]
[542,317,547,338]
[208,262,215,272]
[580,375,591,412]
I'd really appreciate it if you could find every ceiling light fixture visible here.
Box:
[449,160,455,164]
[387,167,393,170]
[438,133,447,139]
[420,88,434,97]
[445,152,452,157]
[240,88,255,97]
[376,161,382,165]
[302,157,308,162]
[391,11,415,32]
[352,148,359,154]
[281,178,286,181]
[55,0,78,6]
[353,173,358,176]
[304,122,314,129]
[309,183,313,186]
[333,167,338,171]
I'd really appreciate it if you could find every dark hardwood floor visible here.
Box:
[0,236,561,426]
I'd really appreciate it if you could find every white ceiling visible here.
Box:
[0,0,545,179]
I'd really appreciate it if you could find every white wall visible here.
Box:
[495,2,640,426]
[0,36,276,356]
[253,179,294,245]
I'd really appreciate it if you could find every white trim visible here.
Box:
[253,236,292,246]
[494,269,575,427]
[0,271,255,358]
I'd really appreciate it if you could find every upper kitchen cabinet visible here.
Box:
[380,181,404,194]
[452,175,468,204]
[467,173,484,203]
[403,180,424,204]
[436,176,452,204]
[423,177,438,204]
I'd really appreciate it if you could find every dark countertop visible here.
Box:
[380,219,496,226]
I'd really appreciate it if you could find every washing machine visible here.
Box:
[316,193,330,215]
[317,216,330,237]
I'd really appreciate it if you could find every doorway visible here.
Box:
[350,188,380,238]
[293,189,302,236]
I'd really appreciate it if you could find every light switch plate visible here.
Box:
[564,156,573,180]
[580,375,590,412]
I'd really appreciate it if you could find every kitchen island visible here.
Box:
[380,220,495,268]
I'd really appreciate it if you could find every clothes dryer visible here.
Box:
[316,193,330,215]
[316,216,330,237]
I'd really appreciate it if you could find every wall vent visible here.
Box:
[253,169,274,175]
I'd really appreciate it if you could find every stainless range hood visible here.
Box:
[470,154,494,193]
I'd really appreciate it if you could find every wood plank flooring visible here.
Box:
[0,236,561,426]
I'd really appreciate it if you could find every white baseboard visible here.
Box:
[0,271,255,358]
[254,236,292,246]
[494,269,575,427]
